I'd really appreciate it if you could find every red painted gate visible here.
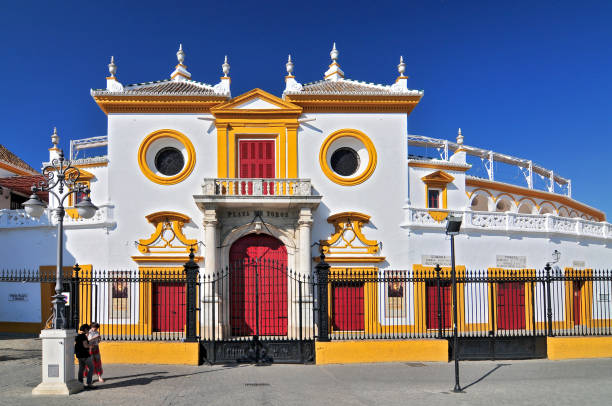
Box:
[153,283,186,332]
[239,140,275,195]
[229,234,288,336]
[573,281,583,325]
[331,283,365,331]
[426,281,451,329]
[497,282,525,330]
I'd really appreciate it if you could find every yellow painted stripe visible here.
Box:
[97,342,199,365]
[547,337,612,360]
[315,340,448,365]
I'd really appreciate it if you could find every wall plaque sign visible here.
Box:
[572,260,586,268]
[496,255,527,269]
[421,255,451,267]
[8,293,28,302]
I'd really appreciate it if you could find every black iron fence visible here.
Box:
[316,265,612,340]
[1,262,611,343]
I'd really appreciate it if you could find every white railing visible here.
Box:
[404,207,611,240]
[0,203,115,230]
[202,178,312,197]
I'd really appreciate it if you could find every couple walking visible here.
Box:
[75,322,104,388]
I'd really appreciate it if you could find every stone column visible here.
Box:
[201,207,220,340]
[298,207,313,276]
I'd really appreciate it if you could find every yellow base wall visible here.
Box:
[96,342,200,365]
[316,340,448,365]
[547,337,612,360]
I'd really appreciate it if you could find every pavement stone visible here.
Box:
[1,335,612,405]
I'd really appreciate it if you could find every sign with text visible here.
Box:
[496,255,527,269]
[8,293,28,302]
[421,255,451,267]
[572,260,586,268]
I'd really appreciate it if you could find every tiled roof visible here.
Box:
[0,175,49,201]
[287,78,423,96]
[91,79,222,96]
[0,144,39,175]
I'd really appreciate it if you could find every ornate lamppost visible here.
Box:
[27,130,98,396]
[24,150,98,328]
[446,214,462,393]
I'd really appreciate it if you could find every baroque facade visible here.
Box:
[0,44,611,337]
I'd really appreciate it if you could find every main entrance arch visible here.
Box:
[229,233,288,336]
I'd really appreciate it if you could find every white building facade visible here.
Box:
[1,45,611,337]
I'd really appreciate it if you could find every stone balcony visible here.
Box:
[403,207,611,240]
[194,178,322,209]
[0,203,116,230]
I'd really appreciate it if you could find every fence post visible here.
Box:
[316,253,330,342]
[435,264,443,339]
[184,246,199,342]
[72,263,80,331]
[545,263,554,337]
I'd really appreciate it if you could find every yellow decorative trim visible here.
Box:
[422,170,453,217]
[131,256,203,263]
[48,147,60,152]
[314,256,386,263]
[319,212,381,261]
[211,89,302,179]
[137,129,195,185]
[74,162,108,169]
[283,94,422,114]
[465,177,605,221]
[137,211,197,254]
[395,76,409,83]
[408,161,469,172]
[92,95,227,115]
[0,161,37,176]
[319,129,377,186]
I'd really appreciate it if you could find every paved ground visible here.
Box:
[2,334,612,405]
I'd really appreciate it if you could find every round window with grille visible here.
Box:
[330,147,360,176]
[154,147,185,176]
[319,129,377,186]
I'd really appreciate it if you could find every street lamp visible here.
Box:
[23,149,98,329]
[445,213,462,393]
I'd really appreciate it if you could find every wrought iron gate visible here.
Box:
[199,259,316,364]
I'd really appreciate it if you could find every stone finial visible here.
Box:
[457,128,464,145]
[398,56,406,76]
[222,55,230,77]
[286,54,294,76]
[171,44,191,81]
[51,127,59,148]
[330,42,339,61]
[324,42,344,81]
[108,56,117,77]
[177,43,185,64]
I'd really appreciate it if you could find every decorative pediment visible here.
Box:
[137,211,197,254]
[211,88,302,115]
[319,212,385,263]
[421,170,454,187]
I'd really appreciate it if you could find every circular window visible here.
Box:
[155,147,184,176]
[319,129,377,186]
[330,147,360,176]
[137,129,195,185]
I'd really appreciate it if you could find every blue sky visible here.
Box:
[1,1,611,216]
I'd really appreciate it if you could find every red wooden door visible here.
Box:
[153,283,186,332]
[239,140,275,195]
[332,283,365,331]
[573,281,582,325]
[426,281,451,329]
[229,234,287,336]
[497,282,525,330]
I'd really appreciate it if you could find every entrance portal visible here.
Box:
[229,234,288,336]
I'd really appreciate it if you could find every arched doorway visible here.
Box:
[229,233,288,336]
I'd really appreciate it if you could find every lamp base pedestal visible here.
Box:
[32,329,83,396]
